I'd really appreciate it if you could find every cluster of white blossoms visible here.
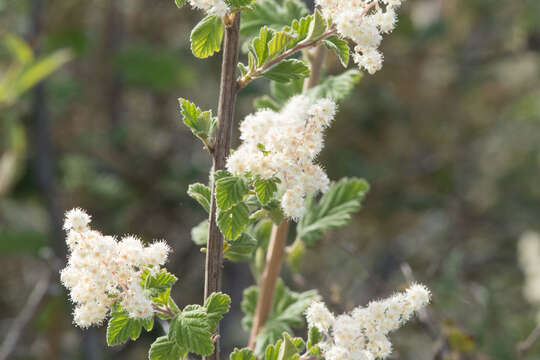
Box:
[315,0,405,74]
[187,0,228,17]
[518,231,540,321]
[226,95,336,219]
[60,208,171,328]
[305,283,431,360]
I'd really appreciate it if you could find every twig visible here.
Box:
[0,271,51,360]
[517,324,540,359]
[204,12,242,360]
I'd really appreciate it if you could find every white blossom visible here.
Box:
[226,95,336,219]
[188,0,228,16]
[518,232,540,308]
[307,283,431,359]
[315,0,406,74]
[60,208,171,328]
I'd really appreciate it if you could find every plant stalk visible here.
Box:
[204,12,241,360]
[248,46,326,349]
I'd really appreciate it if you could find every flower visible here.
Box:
[316,0,406,74]
[60,208,171,327]
[226,96,336,219]
[518,232,540,307]
[188,0,229,16]
[307,283,431,359]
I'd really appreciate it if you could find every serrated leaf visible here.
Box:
[174,0,187,8]
[230,348,256,360]
[267,31,295,59]
[142,268,178,293]
[254,177,280,205]
[192,219,209,246]
[305,9,327,41]
[179,98,217,141]
[307,69,362,102]
[297,178,369,245]
[106,308,153,346]
[262,59,310,83]
[290,15,313,45]
[251,26,273,67]
[264,199,285,225]
[188,183,212,213]
[307,327,322,352]
[190,15,224,59]
[278,333,300,360]
[170,307,214,356]
[240,0,309,38]
[322,35,350,67]
[215,173,248,210]
[286,238,305,273]
[224,0,255,9]
[217,201,250,240]
[264,339,283,360]
[149,336,187,360]
[204,292,232,332]
[224,232,258,261]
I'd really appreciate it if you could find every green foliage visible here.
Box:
[224,232,258,261]
[240,0,309,37]
[262,59,310,83]
[224,0,257,10]
[142,268,178,295]
[215,171,249,210]
[241,279,319,355]
[106,307,154,346]
[174,0,187,8]
[191,219,209,246]
[190,15,224,59]
[217,201,250,240]
[263,333,305,360]
[322,35,350,67]
[254,177,280,205]
[149,336,186,360]
[306,70,362,102]
[188,183,212,213]
[297,178,370,245]
[230,348,256,360]
[204,292,232,332]
[306,327,322,355]
[170,305,214,356]
[286,238,306,273]
[153,289,181,320]
[305,9,327,42]
[179,98,217,145]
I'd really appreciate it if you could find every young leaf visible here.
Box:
[262,59,310,83]
[179,98,217,142]
[149,336,187,360]
[307,69,362,102]
[142,268,178,294]
[322,35,350,67]
[106,308,154,346]
[170,307,214,356]
[251,27,273,67]
[230,348,256,360]
[224,0,256,10]
[224,232,258,261]
[264,339,283,360]
[278,333,300,360]
[306,327,322,354]
[187,183,212,213]
[305,9,327,41]
[174,0,187,8]
[204,292,232,332]
[217,201,250,240]
[215,172,248,210]
[240,0,309,37]
[297,178,369,245]
[267,31,295,59]
[254,177,280,205]
[191,219,209,246]
[190,15,224,59]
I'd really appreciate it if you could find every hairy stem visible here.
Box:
[247,47,326,349]
[204,12,241,360]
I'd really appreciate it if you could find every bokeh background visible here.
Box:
[1,0,540,359]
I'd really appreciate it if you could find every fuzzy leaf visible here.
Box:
[230,348,256,360]
[204,292,232,332]
[191,219,209,246]
[224,0,256,9]
[190,15,224,59]
[188,183,212,213]
[217,201,250,240]
[240,0,309,37]
[224,232,258,261]
[307,70,362,102]
[262,59,310,83]
[107,308,153,346]
[305,9,327,41]
[170,307,214,356]
[142,268,178,294]
[174,0,187,8]
[215,173,248,210]
[254,177,280,205]
[179,98,217,141]
[322,35,350,67]
[149,336,186,360]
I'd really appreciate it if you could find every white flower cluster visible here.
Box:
[60,208,171,328]
[518,231,540,321]
[315,0,405,74]
[305,283,431,360]
[226,95,336,219]
[188,0,228,17]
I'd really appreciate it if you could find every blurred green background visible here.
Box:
[1,0,540,359]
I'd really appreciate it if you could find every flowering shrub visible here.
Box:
[60,0,432,359]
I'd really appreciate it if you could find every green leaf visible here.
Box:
[152,289,181,319]
[192,220,209,246]
[254,177,280,205]
[224,0,256,9]
[142,268,178,294]
[254,95,281,111]
[306,327,322,353]
[174,0,187,8]
[106,308,154,346]
[307,70,362,102]
[230,348,256,360]
[278,333,300,360]
[190,15,224,59]
[289,15,313,45]
[149,336,187,360]
[204,292,232,332]
[267,31,295,59]
[217,201,250,240]
[264,339,283,360]
[240,0,309,37]
[297,178,369,245]
[286,238,305,273]
[262,59,310,83]
[264,200,285,225]
[215,172,248,210]
[170,307,214,356]
[322,35,350,67]
[305,9,327,41]
[188,183,212,213]
[179,98,217,142]
[224,232,258,261]
[251,27,273,67]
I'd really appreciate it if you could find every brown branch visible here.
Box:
[517,324,540,359]
[247,48,327,349]
[204,12,241,360]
